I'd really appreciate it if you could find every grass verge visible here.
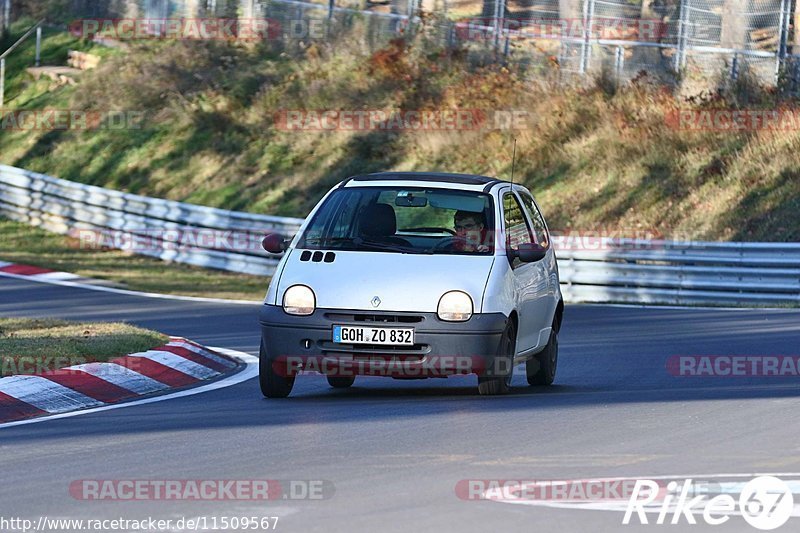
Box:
[0,317,168,377]
[0,217,266,300]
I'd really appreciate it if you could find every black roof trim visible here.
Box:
[348,172,504,187]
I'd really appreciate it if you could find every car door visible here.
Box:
[501,190,550,353]
[517,189,559,334]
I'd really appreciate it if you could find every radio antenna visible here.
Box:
[510,137,518,187]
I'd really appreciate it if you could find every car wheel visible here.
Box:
[527,326,558,386]
[478,320,516,396]
[327,375,355,388]
[259,340,295,398]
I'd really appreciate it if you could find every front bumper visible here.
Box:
[258,305,508,378]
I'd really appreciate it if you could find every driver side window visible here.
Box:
[503,193,534,252]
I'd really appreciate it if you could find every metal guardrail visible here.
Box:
[1,164,798,306]
[0,164,303,276]
[556,240,800,305]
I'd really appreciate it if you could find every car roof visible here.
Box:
[341,172,512,192]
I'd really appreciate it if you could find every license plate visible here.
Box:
[332,325,415,346]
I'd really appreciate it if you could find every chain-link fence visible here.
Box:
[6,0,800,88]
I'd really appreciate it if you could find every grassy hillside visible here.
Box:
[2,17,800,242]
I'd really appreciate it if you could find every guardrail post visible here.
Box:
[674,0,687,72]
[579,0,595,75]
[2,0,9,36]
[492,0,506,50]
[776,0,790,83]
[0,57,5,111]
[35,26,41,67]
[407,0,418,19]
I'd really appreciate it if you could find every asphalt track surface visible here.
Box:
[2,275,800,532]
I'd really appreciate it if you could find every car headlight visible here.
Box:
[437,291,473,322]
[283,285,316,316]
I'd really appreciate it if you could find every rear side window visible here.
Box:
[518,190,549,247]
[502,193,534,250]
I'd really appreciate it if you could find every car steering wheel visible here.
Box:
[431,235,468,251]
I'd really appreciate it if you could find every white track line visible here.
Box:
[31,271,81,281]
[577,302,796,312]
[485,473,800,517]
[0,348,257,429]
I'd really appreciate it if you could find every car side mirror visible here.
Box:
[509,242,547,263]
[262,233,288,254]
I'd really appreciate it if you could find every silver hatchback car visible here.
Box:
[259,172,563,397]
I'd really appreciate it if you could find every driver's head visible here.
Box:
[454,210,486,240]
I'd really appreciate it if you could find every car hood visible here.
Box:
[275,249,495,313]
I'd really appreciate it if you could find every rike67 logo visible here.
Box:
[468,474,799,530]
[624,476,796,530]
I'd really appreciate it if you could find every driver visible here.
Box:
[453,210,491,253]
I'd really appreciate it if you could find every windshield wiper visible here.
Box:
[300,237,355,246]
[354,237,428,254]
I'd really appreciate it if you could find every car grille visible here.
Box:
[323,312,424,324]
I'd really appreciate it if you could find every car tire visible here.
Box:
[259,340,295,398]
[478,320,516,396]
[327,375,355,388]
[527,326,558,386]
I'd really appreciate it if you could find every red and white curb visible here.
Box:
[0,337,245,426]
[0,260,83,281]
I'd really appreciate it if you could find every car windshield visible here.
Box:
[297,187,495,255]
